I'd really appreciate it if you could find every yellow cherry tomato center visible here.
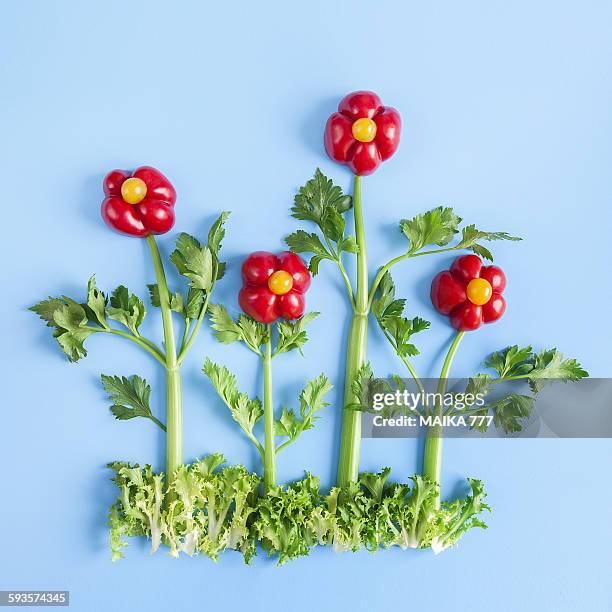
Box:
[121,177,148,204]
[351,117,377,143]
[268,270,294,295]
[466,278,492,305]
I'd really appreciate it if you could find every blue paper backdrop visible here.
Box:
[1,1,611,610]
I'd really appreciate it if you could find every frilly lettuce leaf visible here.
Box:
[108,460,489,563]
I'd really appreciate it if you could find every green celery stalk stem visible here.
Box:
[147,235,182,486]
[423,330,464,508]
[263,325,275,493]
[337,174,368,487]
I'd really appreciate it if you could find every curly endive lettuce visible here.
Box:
[108,460,489,564]
[253,473,324,564]
[324,470,488,553]
[109,454,260,562]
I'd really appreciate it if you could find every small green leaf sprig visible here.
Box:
[285,169,520,312]
[461,345,589,433]
[203,305,332,484]
[31,212,230,432]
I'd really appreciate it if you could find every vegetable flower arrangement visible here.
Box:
[30,93,587,565]
[204,249,331,492]
[286,89,587,543]
[32,166,230,488]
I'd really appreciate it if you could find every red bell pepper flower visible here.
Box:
[430,255,506,331]
[324,90,401,176]
[101,166,176,237]
[239,251,311,323]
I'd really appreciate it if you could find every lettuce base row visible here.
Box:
[109,454,489,564]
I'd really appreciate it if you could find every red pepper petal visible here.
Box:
[134,199,175,235]
[482,292,506,323]
[347,142,382,176]
[133,166,176,206]
[450,302,483,331]
[373,107,401,161]
[277,251,311,293]
[324,112,355,163]
[480,265,506,293]
[338,90,383,120]
[103,170,130,197]
[450,254,483,284]
[277,291,305,320]
[238,286,278,323]
[430,271,466,315]
[101,197,148,237]
[241,251,278,286]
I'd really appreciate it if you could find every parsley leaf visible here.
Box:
[484,345,588,388]
[275,312,319,356]
[207,211,230,281]
[149,285,204,320]
[274,408,302,440]
[170,233,213,291]
[30,297,71,328]
[101,374,166,431]
[299,374,332,420]
[398,207,521,260]
[169,213,230,293]
[203,359,264,452]
[528,349,589,392]
[237,315,268,353]
[169,292,184,314]
[32,284,107,361]
[455,224,521,261]
[485,345,535,378]
[107,286,146,336]
[291,168,352,225]
[469,346,588,433]
[284,230,334,275]
[275,374,332,450]
[464,374,493,399]
[339,235,359,254]
[85,275,108,328]
[185,288,204,319]
[53,303,95,362]
[373,273,430,358]
[488,394,535,433]
[372,272,406,322]
[208,304,268,353]
[286,169,357,276]
[400,206,461,254]
[208,303,242,343]
[347,363,393,414]
[146,283,161,307]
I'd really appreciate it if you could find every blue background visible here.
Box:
[1,1,611,610]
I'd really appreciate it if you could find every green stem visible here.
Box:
[323,234,355,307]
[91,328,166,366]
[179,318,191,353]
[337,175,368,487]
[177,286,214,365]
[263,324,275,493]
[147,235,182,486]
[382,328,425,394]
[367,246,461,309]
[423,331,465,508]
[337,259,356,308]
[149,415,167,432]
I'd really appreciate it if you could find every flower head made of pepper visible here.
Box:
[101,166,176,237]
[239,251,311,323]
[430,255,507,331]
[324,90,401,176]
